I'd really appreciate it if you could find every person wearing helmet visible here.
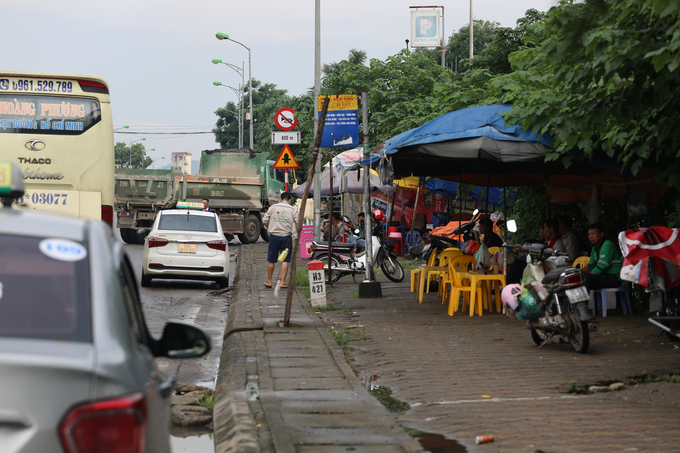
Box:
[372,209,384,222]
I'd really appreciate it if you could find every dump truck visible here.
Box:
[114,167,179,244]
[176,149,286,244]
[114,149,286,244]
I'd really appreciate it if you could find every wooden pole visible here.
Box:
[408,177,422,249]
[283,98,330,327]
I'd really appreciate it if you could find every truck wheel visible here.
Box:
[260,229,270,242]
[141,272,152,287]
[120,228,134,244]
[134,231,146,245]
[244,214,261,244]
[237,233,250,245]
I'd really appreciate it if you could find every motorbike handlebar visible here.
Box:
[503,243,568,258]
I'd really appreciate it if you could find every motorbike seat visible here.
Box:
[312,241,357,252]
[542,266,575,284]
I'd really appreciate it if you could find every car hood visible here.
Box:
[0,339,95,452]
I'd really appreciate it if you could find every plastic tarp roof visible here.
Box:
[291,167,395,197]
[422,178,513,206]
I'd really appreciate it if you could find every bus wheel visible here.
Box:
[120,228,135,244]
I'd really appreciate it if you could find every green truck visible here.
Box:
[114,149,286,244]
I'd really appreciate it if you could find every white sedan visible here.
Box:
[141,206,229,288]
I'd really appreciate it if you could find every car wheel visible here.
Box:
[244,214,261,244]
[141,273,152,287]
[216,277,229,289]
[260,229,270,242]
[120,228,135,244]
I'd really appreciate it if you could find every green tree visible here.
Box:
[494,0,680,188]
[115,142,151,169]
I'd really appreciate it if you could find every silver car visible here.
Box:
[140,207,230,288]
[0,206,210,453]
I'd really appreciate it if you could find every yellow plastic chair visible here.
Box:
[435,248,463,296]
[572,256,590,269]
[487,246,501,270]
[442,257,483,316]
[416,248,462,303]
[442,255,476,305]
[411,248,437,293]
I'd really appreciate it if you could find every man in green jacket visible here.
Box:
[584,223,622,291]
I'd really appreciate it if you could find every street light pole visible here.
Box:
[214,81,244,148]
[216,33,253,149]
[213,59,245,149]
[129,137,145,168]
[152,156,165,169]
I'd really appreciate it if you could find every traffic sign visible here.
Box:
[271,131,301,145]
[273,145,300,169]
[275,107,298,131]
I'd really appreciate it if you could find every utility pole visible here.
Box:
[313,0,322,240]
[469,0,474,60]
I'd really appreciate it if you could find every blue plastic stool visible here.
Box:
[404,230,421,255]
[591,281,633,317]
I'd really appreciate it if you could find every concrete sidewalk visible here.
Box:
[215,242,680,453]
[214,242,422,453]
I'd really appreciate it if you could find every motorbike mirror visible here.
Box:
[473,209,479,216]
[507,219,518,233]
[354,228,360,234]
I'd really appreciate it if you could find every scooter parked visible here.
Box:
[309,211,405,284]
[502,242,597,353]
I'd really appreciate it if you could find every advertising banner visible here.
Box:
[410,10,441,48]
[317,95,359,148]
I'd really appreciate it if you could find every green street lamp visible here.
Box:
[214,82,244,148]
[152,156,165,169]
[216,32,253,148]
[129,137,145,168]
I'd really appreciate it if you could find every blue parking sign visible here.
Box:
[318,95,359,148]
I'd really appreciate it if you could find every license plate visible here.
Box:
[178,243,196,253]
[566,286,589,303]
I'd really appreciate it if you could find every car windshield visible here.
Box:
[0,234,92,342]
[158,213,218,232]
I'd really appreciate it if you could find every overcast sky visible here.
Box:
[4,0,558,164]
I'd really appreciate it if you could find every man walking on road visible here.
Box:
[262,192,299,289]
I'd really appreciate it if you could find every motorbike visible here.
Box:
[502,242,598,353]
[619,226,680,341]
[308,220,405,284]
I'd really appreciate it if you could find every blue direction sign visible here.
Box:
[318,95,359,148]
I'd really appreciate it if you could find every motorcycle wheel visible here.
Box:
[316,254,342,284]
[566,304,590,353]
[530,328,549,346]
[380,253,405,282]
[664,287,680,342]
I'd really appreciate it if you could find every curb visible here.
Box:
[214,245,263,453]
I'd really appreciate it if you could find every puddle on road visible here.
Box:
[171,433,214,452]
[171,425,214,452]
[415,432,467,453]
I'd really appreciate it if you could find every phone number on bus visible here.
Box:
[15,192,69,205]
[0,79,73,93]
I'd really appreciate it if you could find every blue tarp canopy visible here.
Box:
[362,104,605,186]
[422,178,513,207]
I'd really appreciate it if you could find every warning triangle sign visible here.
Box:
[273,145,300,169]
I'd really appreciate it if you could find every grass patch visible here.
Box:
[636,374,680,383]
[193,394,216,410]
[328,327,350,345]
[338,306,352,314]
[371,385,410,414]
[300,287,311,299]
[295,270,310,287]
[404,427,425,437]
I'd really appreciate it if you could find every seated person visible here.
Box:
[542,218,565,253]
[558,215,579,263]
[347,212,366,249]
[477,218,503,248]
[322,213,343,242]
[583,222,622,291]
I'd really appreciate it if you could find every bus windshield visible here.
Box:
[0,73,115,227]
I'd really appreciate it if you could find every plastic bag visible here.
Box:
[466,240,479,256]
[474,243,490,272]
[516,293,544,319]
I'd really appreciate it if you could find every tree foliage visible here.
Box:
[494,0,680,188]
[115,142,151,169]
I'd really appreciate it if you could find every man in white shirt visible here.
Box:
[262,192,299,289]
